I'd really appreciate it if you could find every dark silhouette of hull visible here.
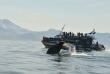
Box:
[47,42,105,54]
[42,30,105,54]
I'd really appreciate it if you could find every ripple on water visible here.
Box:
[0,71,24,74]
[0,40,110,74]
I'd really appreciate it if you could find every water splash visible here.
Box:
[71,53,89,56]
[71,46,90,56]
[105,50,110,51]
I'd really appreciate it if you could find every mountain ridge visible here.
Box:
[0,19,110,44]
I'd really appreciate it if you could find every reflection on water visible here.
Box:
[0,71,24,74]
[57,72,66,74]
[51,55,70,62]
[49,55,71,74]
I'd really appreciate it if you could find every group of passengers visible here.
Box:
[62,32,86,37]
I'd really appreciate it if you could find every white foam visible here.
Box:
[71,52,90,56]
[104,50,110,51]
[71,46,90,56]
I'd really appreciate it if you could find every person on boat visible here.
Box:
[69,32,72,36]
[72,32,74,36]
[63,32,65,36]
[96,41,99,46]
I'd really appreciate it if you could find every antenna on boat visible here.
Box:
[60,25,65,35]
[62,24,65,32]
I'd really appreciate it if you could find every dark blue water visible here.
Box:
[0,40,110,74]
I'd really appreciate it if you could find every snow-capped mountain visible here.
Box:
[0,19,30,35]
[0,19,60,41]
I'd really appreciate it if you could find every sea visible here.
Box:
[0,40,110,74]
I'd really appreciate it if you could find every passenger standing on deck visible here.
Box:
[72,33,74,37]
[70,32,71,36]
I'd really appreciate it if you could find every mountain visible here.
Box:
[0,19,30,35]
[15,29,60,41]
[0,19,60,41]
[36,29,60,37]
[0,19,32,40]
[0,19,110,45]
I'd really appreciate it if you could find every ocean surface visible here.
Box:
[0,40,110,74]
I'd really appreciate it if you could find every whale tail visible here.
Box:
[47,42,64,54]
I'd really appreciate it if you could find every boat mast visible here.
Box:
[62,25,65,32]
[61,25,65,35]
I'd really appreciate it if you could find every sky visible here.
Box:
[0,0,110,33]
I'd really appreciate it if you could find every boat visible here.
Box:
[42,26,105,53]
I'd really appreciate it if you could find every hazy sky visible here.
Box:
[0,0,110,33]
